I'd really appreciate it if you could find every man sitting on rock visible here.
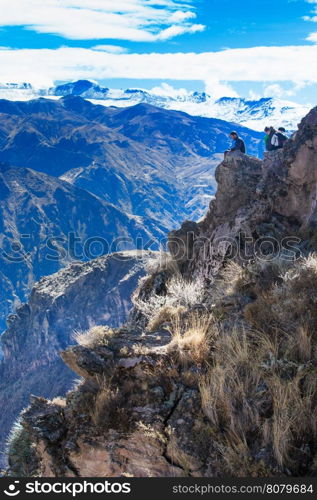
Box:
[276,127,288,148]
[224,131,246,158]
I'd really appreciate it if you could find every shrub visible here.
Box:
[73,326,115,348]
[168,312,217,364]
[134,275,205,331]
[167,276,204,308]
[145,251,180,276]
[6,420,38,477]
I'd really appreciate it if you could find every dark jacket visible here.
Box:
[276,132,288,148]
[230,137,246,154]
[267,129,278,151]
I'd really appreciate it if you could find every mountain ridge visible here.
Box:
[0,80,309,131]
[0,95,264,226]
[0,162,164,332]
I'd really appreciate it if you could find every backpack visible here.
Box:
[277,132,287,148]
[271,134,279,148]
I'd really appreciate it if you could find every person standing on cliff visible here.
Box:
[224,131,246,157]
[267,126,281,151]
[266,126,287,151]
[264,127,270,151]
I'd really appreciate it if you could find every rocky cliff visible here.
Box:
[8,107,317,478]
[169,107,317,278]
[0,251,152,470]
[0,96,264,330]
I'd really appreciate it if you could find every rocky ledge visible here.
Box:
[169,107,317,278]
[0,251,152,470]
[8,107,317,478]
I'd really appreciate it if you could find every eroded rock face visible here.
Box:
[18,328,207,478]
[12,107,317,478]
[0,164,165,332]
[271,108,317,223]
[0,251,152,468]
[169,107,317,279]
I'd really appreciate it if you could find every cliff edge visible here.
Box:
[0,251,152,471]
[8,108,317,478]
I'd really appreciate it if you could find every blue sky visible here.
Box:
[0,0,317,103]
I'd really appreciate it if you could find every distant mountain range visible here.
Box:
[0,95,264,332]
[0,80,310,131]
[0,95,264,227]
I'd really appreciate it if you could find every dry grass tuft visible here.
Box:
[134,275,204,331]
[199,327,261,435]
[199,319,317,474]
[214,261,251,299]
[51,397,67,407]
[89,374,119,427]
[148,305,186,332]
[245,255,317,338]
[168,312,217,364]
[73,326,115,348]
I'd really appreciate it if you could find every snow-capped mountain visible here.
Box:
[201,97,310,132]
[0,82,37,101]
[0,80,310,131]
[50,80,110,99]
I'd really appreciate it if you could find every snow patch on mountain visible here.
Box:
[0,80,309,131]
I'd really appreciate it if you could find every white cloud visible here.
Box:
[1,45,317,90]
[264,81,312,98]
[156,23,204,40]
[204,79,238,99]
[91,45,128,53]
[248,90,261,100]
[264,83,286,98]
[150,82,189,97]
[0,0,204,41]
[169,11,196,23]
[307,32,317,41]
[304,0,317,42]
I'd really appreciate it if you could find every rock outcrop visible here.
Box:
[9,107,317,478]
[18,326,201,477]
[169,107,317,278]
[0,251,152,469]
